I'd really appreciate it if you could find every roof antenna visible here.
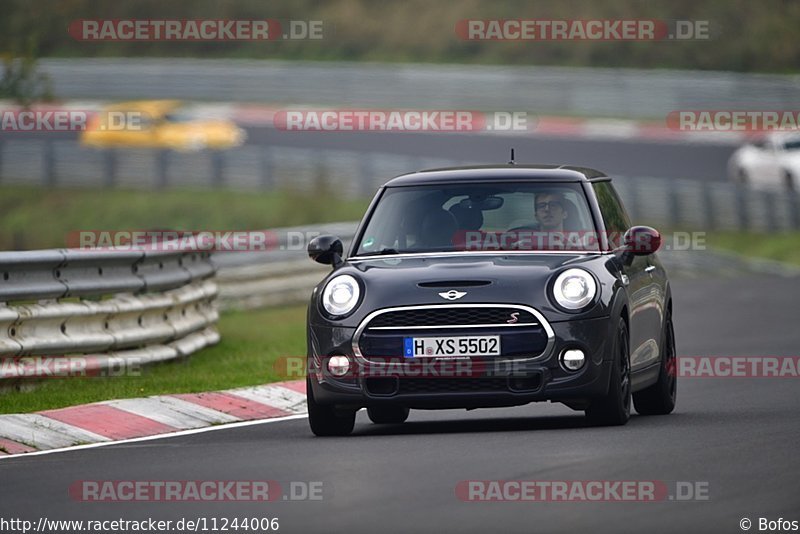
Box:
[508,147,516,165]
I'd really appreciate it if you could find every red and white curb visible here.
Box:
[0,380,306,457]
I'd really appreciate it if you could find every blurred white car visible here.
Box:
[728,132,800,191]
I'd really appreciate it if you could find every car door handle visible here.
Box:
[645,265,656,273]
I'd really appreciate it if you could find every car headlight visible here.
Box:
[321,275,361,317]
[552,268,597,311]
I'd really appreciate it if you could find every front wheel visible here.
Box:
[585,318,631,426]
[784,171,796,192]
[307,377,356,436]
[634,310,677,415]
[736,168,749,186]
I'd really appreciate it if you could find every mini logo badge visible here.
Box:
[507,312,519,324]
[439,290,467,301]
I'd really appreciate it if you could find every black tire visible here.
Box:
[307,377,356,436]
[737,168,749,186]
[585,318,631,426]
[634,310,677,415]
[367,405,410,424]
[784,171,796,192]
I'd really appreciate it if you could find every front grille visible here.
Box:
[367,307,537,328]
[356,305,551,363]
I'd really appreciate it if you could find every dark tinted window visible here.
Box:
[355,182,600,255]
[592,182,631,249]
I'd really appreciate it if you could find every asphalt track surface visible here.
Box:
[9,127,738,182]
[1,273,798,534]
[245,128,738,182]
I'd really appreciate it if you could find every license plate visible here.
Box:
[403,336,501,358]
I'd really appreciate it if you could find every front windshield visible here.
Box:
[782,138,800,151]
[163,109,195,123]
[355,182,601,255]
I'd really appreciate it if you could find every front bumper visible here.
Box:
[307,316,613,410]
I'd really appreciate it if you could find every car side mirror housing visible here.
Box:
[619,226,661,265]
[308,235,344,267]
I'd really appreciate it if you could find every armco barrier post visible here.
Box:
[763,191,778,232]
[669,183,681,229]
[735,184,750,231]
[43,139,56,187]
[260,146,274,189]
[103,149,117,188]
[156,149,169,189]
[313,152,328,192]
[788,193,800,229]
[211,151,224,187]
[702,181,716,231]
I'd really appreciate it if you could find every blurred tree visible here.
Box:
[0,0,797,73]
[0,56,53,107]
[0,0,67,105]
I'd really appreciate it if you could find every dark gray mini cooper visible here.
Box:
[305,165,676,436]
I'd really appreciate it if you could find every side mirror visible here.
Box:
[619,226,661,265]
[308,235,344,267]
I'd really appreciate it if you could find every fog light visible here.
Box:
[560,349,586,372]
[327,355,351,377]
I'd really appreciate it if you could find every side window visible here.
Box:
[592,182,631,249]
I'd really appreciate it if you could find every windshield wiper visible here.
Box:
[357,248,401,257]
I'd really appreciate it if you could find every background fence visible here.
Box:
[38,59,800,119]
[1,138,798,233]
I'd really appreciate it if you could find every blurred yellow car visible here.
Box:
[80,100,247,151]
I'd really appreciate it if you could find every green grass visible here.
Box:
[0,305,308,414]
[0,185,368,250]
[707,231,800,267]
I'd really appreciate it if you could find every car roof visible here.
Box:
[383,164,608,187]
[102,100,182,114]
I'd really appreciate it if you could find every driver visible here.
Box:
[534,191,568,231]
[504,191,570,250]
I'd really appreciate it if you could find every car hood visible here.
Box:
[311,253,620,326]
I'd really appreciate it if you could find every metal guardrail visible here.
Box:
[0,245,219,386]
[39,59,800,119]
[2,139,798,233]
[212,222,357,311]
